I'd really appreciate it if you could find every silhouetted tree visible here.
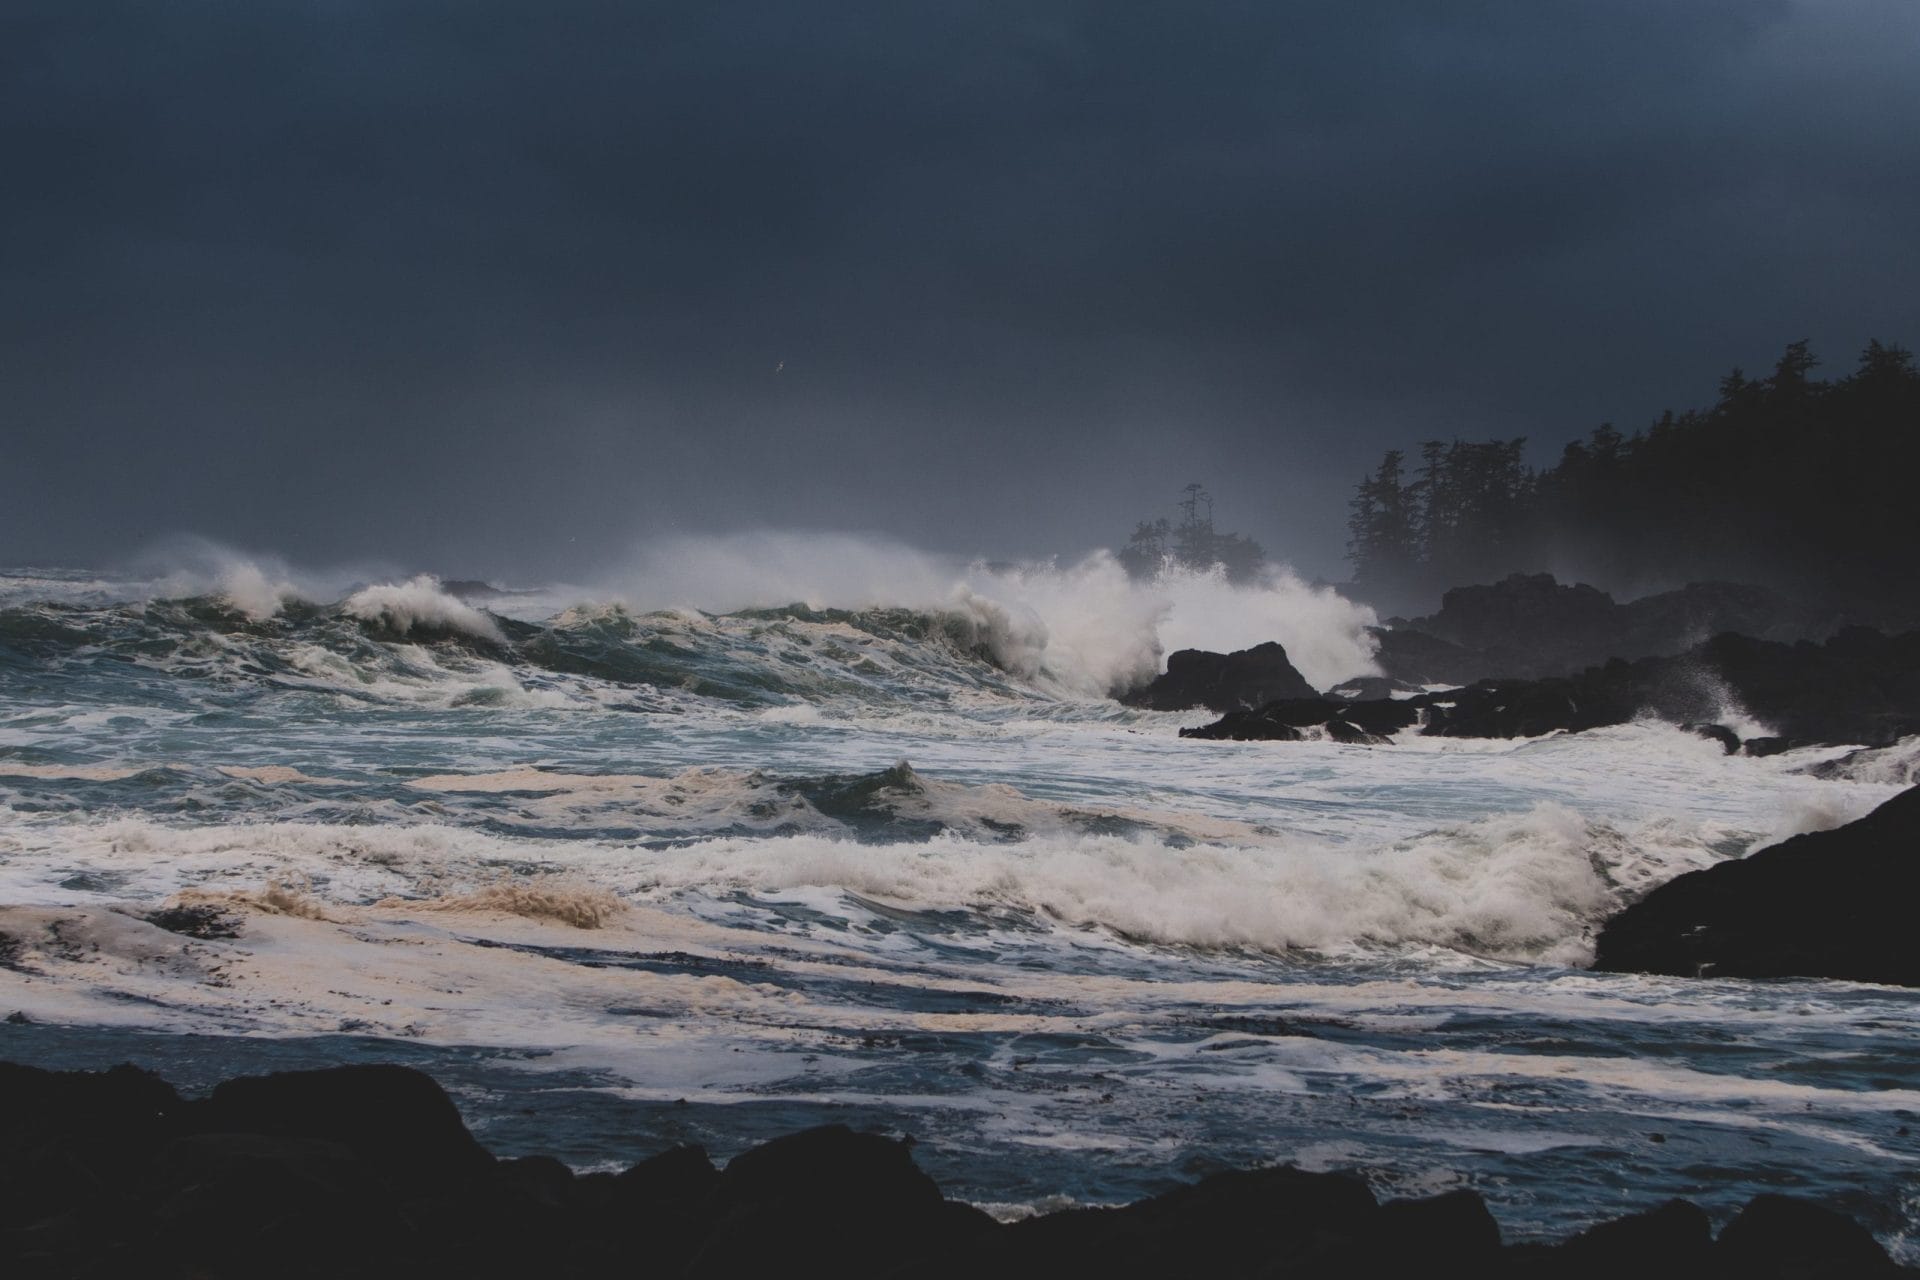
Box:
[1345,450,1419,593]
[1344,339,1920,620]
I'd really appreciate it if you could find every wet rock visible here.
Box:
[0,1060,1908,1279]
[201,1063,495,1197]
[1549,1198,1713,1275]
[989,1166,1380,1278]
[0,1061,183,1161]
[1121,642,1318,712]
[1405,628,1920,747]
[1593,785,1920,986]
[140,904,242,939]
[1682,722,1741,754]
[1181,714,1303,742]
[1323,718,1386,745]
[1370,1188,1501,1268]
[1717,1193,1900,1276]
[687,1125,958,1275]
[496,1153,577,1209]
[1327,675,1425,701]
[612,1142,718,1206]
[1180,697,1418,742]
[1369,625,1492,686]
[146,1131,418,1267]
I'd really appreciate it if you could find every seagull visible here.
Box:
[775,361,785,373]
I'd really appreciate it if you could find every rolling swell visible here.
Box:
[0,588,1053,712]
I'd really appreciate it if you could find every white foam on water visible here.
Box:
[0,798,1730,963]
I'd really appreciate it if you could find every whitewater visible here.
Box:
[0,550,1915,1256]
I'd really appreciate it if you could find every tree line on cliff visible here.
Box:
[1344,340,1920,615]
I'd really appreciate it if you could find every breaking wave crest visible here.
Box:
[0,539,1380,711]
[1,801,1729,964]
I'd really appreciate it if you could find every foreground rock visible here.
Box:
[0,1061,1908,1278]
[1121,641,1318,712]
[1593,785,1920,986]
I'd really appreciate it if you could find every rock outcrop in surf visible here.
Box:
[1179,628,1920,751]
[1119,641,1319,712]
[1592,785,1920,987]
[0,1060,1904,1278]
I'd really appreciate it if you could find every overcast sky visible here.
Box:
[5,1,1918,581]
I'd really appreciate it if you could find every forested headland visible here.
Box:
[1343,340,1919,619]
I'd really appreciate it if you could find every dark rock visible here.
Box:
[612,1141,718,1206]
[1552,1198,1713,1274]
[146,1131,417,1265]
[0,1061,183,1162]
[1412,573,1621,675]
[1181,714,1302,742]
[1181,697,1419,743]
[1370,625,1491,686]
[1699,627,1920,746]
[140,904,241,939]
[1682,722,1741,754]
[1377,574,1834,686]
[1717,1193,1899,1276]
[994,1166,1381,1278]
[497,1153,577,1209]
[202,1063,495,1197]
[1593,785,1920,986]
[1407,628,1920,748]
[1323,719,1385,745]
[710,1124,941,1217]
[687,1125,954,1276]
[1122,642,1318,712]
[1742,736,1805,758]
[1372,1189,1501,1266]
[0,1060,1908,1280]
[1416,674,1630,740]
[1327,675,1425,701]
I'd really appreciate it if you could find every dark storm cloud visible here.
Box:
[4,1,1917,579]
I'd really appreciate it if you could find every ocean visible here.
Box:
[1,554,1914,1255]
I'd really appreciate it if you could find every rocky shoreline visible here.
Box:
[2,1059,1910,1278]
[1151,627,1920,752]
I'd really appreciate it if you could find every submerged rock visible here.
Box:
[1592,785,1920,986]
